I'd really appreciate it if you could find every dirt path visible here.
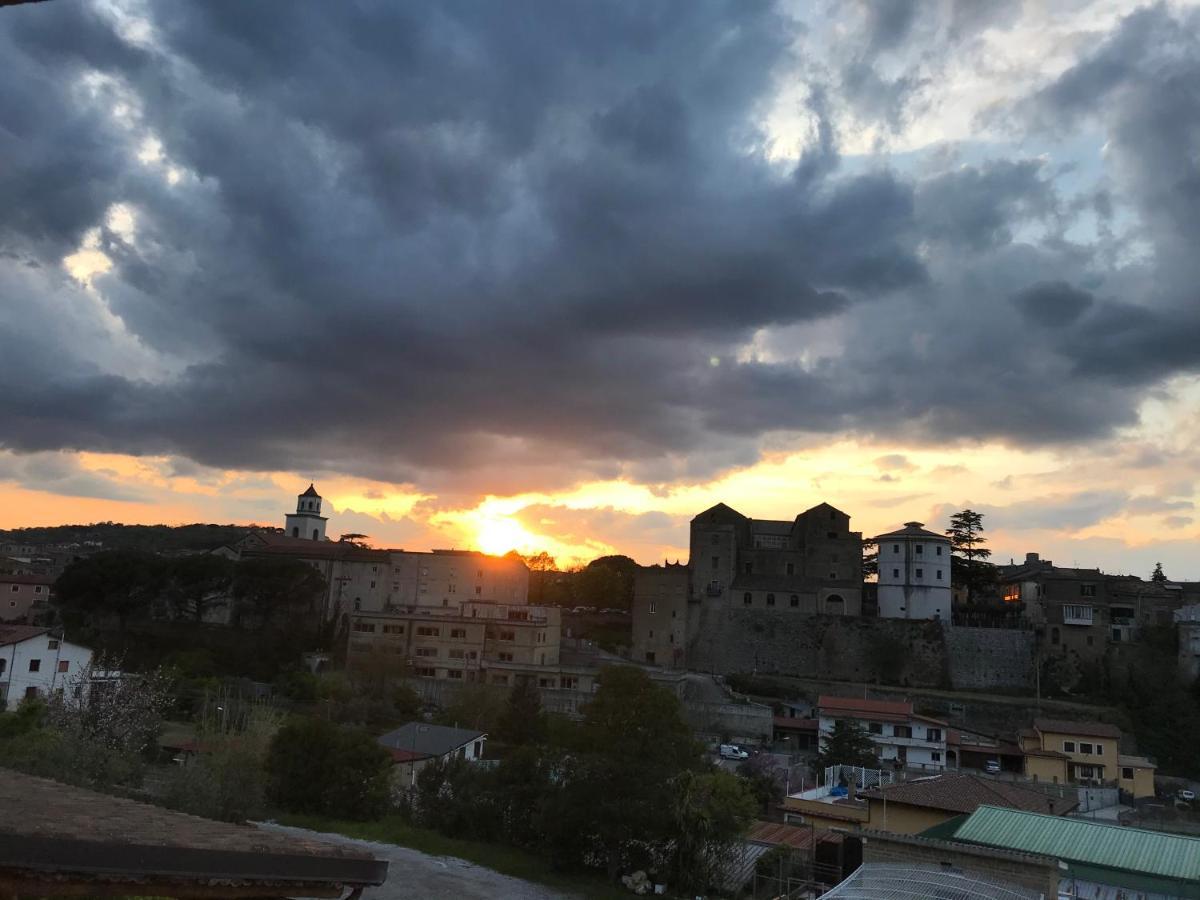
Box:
[258,823,579,900]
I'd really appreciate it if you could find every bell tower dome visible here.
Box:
[285,483,328,541]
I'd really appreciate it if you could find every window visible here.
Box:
[8,585,16,593]
[34,586,42,594]
[829,571,837,579]
[492,674,509,685]
[447,669,463,680]
[786,562,795,576]
[711,556,719,570]
[28,659,40,672]
[868,722,882,735]
[475,586,482,595]
[744,562,753,574]
[352,622,376,633]
[450,628,467,638]
[931,751,942,762]
[416,626,440,637]
[766,593,775,606]
[926,728,942,742]
[790,595,799,607]
[936,545,943,556]
[936,570,943,580]
[711,534,719,545]
[893,568,900,578]
[498,652,514,662]
[449,649,465,659]
[894,725,912,738]
[477,569,483,578]
[370,581,376,589]
[915,545,924,555]
[744,593,752,605]
[55,661,67,674]
[0,659,5,674]
[48,639,59,649]
[648,630,654,639]
[415,647,437,657]
[561,676,578,690]
[649,600,657,614]
[1063,740,1076,752]
[415,667,436,678]
[1122,767,1134,780]
[448,584,457,593]
[539,677,555,688]
[499,630,515,641]
[1094,743,1103,755]
[915,568,923,578]
[1080,584,1096,597]
[893,544,900,553]
[383,624,404,635]
[354,598,361,611]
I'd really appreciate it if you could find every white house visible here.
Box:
[376,722,487,788]
[0,626,94,711]
[876,522,952,621]
[818,695,949,771]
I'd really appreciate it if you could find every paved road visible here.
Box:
[259,823,577,900]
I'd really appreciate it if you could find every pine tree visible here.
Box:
[1151,561,1167,583]
[945,509,995,603]
[812,719,880,776]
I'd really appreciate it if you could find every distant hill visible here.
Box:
[0,523,272,554]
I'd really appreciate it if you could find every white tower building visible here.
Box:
[876,522,952,621]
[285,483,328,541]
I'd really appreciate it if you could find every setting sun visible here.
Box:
[473,515,537,556]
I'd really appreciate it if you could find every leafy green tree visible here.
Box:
[166,554,236,622]
[438,683,505,734]
[812,719,880,777]
[231,557,326,629]
[861,538,878,580]
[1151,561,1167,583]
[667,770,757,893]
[265,717,392,820]
[496,678,548,747]
[737,753,784,815]
[55,550,166,628]
[945,509,996,603]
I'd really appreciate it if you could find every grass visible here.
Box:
[272,813,631,900]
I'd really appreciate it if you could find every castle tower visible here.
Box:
[285,483,328,541]
[876,521,951,621]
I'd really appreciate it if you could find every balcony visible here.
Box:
[1062,605,1094,626]
[705,583,723,597]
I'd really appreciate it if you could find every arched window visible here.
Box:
[766,593,775,606]
[743,592,752,605]
[790,594,799,607]
[292,527,299,538]
[312,528,320,540]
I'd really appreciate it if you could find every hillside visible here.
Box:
[0,523,269,554]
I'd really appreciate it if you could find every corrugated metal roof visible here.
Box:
[954,806,1200,883]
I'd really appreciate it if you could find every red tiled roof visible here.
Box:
[0,574,55,586]
[746,821,843,849]
[819,695,913,719]
[0,625,49,647]
[1033,718,1122,739]
[861,773,1077,816]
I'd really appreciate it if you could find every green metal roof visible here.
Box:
[953,806,1200,885]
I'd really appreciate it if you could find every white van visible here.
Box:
[719,744,749,760]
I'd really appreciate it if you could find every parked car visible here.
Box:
[985,760,1002,775]
[719,744,750,760]
[1178,788,1196,803]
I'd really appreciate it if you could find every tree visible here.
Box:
[231,557,326,630]
[861,538,878,580]
[945,509,995,603]
[55,550,166,628]
[166,554,235,622]
[265,717,392,820]
[496,678,548,747]
[1151,562,1167,583]
[666,769,756,893]
[812,720,880,777]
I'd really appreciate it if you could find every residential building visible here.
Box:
[936,805,1200,899]
[783,772,1073,836]
[0,573,54,622]
[874,522,952,621]
[1017,718,1155,797]
[377,722,486,788]
[998,553,1182,662]
[689,502,863,616]
[818,695,948,770]
[1176,604,1200,682]
[0,626,93,711]
[630,562,688,667]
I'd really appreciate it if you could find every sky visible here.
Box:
[2,0,1200,577]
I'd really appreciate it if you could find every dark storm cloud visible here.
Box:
[0,1,1199,490]
[1011,281,1094,327]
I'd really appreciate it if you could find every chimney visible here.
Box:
[1025,552,1040,565]
[847,780,858,803]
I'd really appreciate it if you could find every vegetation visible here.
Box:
[0,522,261,554]
[945,509,997,603]
[811,719,880,777]
[1151,561,1168,583]
[521,552,638,610]
[265,717,393,820]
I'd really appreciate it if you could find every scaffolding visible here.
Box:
[816,864,1043,899]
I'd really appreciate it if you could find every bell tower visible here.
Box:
[285,483,328,541]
